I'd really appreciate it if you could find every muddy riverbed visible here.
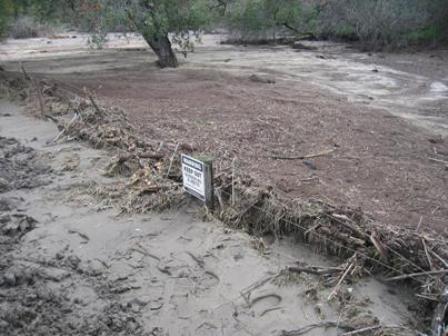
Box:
[0,33,447,335]
[0,100,416,335]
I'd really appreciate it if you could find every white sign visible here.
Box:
[181,154,206,201]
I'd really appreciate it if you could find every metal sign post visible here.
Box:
[181,154,213,209]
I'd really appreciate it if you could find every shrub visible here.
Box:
[317,0,448,50]
[8,16,57,39]
[224,0,448,49]
[225,0,318,41]
[0,0,13,38]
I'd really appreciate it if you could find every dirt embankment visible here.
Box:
[6,36,446,237]
[58,65,448,238]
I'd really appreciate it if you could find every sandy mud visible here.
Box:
[0,100,416,335]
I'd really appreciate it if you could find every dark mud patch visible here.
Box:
[0,136,52,192]
[0,271,148,336]
[0,135,48,260]
[0,282,147,336]
[0,136,149,336]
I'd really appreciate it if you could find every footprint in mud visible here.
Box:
[197,270,220,290]
[159,254,220,293]
[176,235,193,244]
[195,321,219,335]
[184,252,220,291]
[172,266,220,293]
[250,293,282,316]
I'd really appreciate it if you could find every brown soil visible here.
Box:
[55,65,448,238]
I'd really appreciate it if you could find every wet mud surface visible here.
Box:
[0,136,51,192]
[0,102,416,335]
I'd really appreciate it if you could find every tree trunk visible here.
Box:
[143,33,178,68]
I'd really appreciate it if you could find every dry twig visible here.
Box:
[386,269,448,282]
[328,255,357,301]
[268,149,335,160]
[280,321,351,336]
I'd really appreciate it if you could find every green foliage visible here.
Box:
[0,0,75,38]
[408,26,439,43]
[317,0,448,49]
[87,31,108,49]
[9,16,44,38]
[223,0,448,48]
[3,0,448,50]
[0,0,13,37]
[225,0,319,40]
[80,0,212,52]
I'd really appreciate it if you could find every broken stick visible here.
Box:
[287,265,344,276]
[429,157,448,165]
[328,254,357,301]
[328,263,354,300]
[280,321,351,336]
[268,149,335,161]
[385,269,448,281]
[166,143,180,178]
[48,113,80,144]
[20,62,45,117]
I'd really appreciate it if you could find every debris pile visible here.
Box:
[25,81,187,213]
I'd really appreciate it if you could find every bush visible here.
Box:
[224,0,448,49]
[8,16,59,39]
[317,0,448,50]
[225,0,317,42]
[0,0,13,38]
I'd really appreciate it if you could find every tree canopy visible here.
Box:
[1,0,447,64]
[0,0,13,36]
[225,0,316,40]
[94,0,213,67]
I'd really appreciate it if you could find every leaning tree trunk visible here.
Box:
[143,33,178,68]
